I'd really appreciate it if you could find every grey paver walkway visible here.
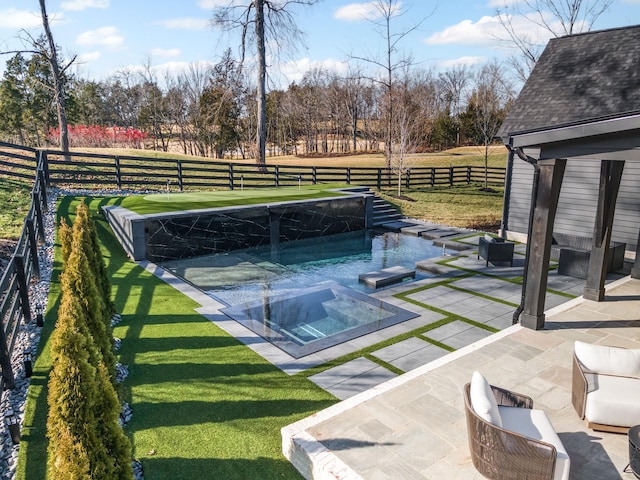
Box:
[371,337,450,371]
[308,357,397,400]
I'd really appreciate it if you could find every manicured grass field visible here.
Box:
[118,185,347,215]
[18,196,336,480]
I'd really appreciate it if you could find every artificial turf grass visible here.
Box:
[117,185,348,215]
[18,195,337,480]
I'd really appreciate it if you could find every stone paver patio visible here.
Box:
[282,276,640,480]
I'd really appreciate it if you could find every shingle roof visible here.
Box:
[498,25,640,138]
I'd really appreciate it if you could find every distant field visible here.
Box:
[74,145,508,169]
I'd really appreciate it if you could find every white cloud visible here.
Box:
[77,51,102,63]
[424,13,556,47]
[334,1,400,22]
[150,48,181,58]
[156,18,209,30]
[61,0,109,11]
[424,16,505,46]
[438,56,486,69]
[279,57,348,85]
[76,26,125,50]
[0,8,43,29]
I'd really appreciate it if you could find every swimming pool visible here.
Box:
[161,229,450,357]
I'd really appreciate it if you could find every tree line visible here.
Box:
[0,49,513,158]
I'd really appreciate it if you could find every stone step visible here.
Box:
[359,266,416,288]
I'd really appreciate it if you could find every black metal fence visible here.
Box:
[0,143,48,390]
[39,148,505,190]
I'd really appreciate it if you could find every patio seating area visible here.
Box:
[282,276,640,479]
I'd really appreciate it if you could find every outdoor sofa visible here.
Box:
[551,232,625,279]
[572,340,640,433]
[464,371,570,480]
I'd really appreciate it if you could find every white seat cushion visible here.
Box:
[575,341,640,378]
[470,371,502,427]
[499,406,570,480]
[585,374,640,427]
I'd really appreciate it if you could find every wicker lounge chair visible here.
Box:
[464,372,570,480]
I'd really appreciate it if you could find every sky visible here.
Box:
[0,0,639,88]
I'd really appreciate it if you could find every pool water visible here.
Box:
[161,229,450,357]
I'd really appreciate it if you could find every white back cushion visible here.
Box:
[575,341,640,378]
[470,371,502,427]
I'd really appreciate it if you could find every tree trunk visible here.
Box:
[255,0,267,167]
[39,0,69,156]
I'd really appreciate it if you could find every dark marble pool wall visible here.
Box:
[144,196,368,262]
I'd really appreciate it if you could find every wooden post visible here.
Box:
[405,169,410,189]
[25,218,40,280]
[377,169,381,190]
[115,156,122,189]
[275,165,279,187]
[584,160,625,301]
[347,168,351,184]
[449,167,453,186]
[177,160,184,191]
[467,166,471,184]
[312,166,317,185]
[14,255,32,324]
[0,321,15,389]
[430,168,435,187]
[229,164,234,190]
[31,191,45,243]
[520,158,566,330]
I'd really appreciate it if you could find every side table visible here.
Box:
[626,425,640,478]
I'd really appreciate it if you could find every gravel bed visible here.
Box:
[0,188,148,480]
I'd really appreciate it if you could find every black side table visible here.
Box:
[626,425,640,478]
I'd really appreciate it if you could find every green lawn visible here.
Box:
[118,185,348,215]
[0,177,33,239]
[18,195,336,480]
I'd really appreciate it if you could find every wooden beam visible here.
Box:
[584,160,625,301]
[521,158,566,330]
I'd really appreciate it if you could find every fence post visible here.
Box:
[31,191,45,243]
[25,218,40,280]
[467,166,471,184]
[377,169,381,190]
[0,323,15,389]
[347,167,351,184]
[449,166,454,186]
[177,160,184,191]
[405,169,411,190]
[275,165,279,187]
[115,156,122,189]
[41,151,51,188]
[14,255,32,324]
[229,164,234,190]
[37,167,48,208]
[312,166,317,185]
[430,168,435,187]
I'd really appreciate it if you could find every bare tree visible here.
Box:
[1,0,76,153]
[211,0,319,166]
[464,61,513,190]
[350,0,434,181]
[496,0,613,81]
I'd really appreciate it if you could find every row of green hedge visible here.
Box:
[47,202,133,479]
